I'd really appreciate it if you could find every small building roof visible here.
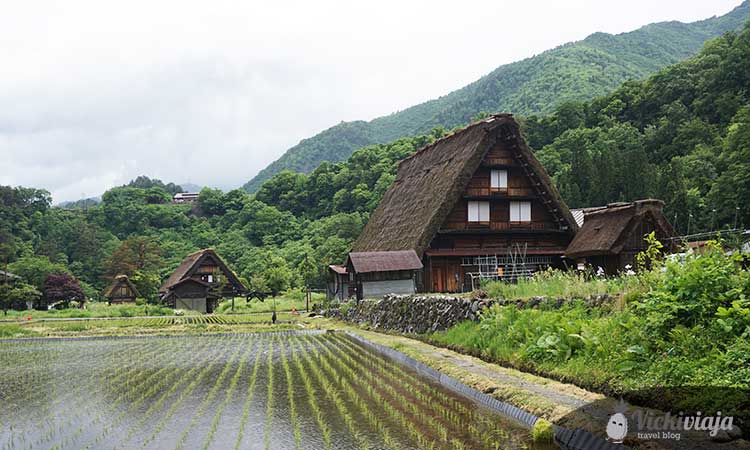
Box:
[565,199,676,259]
[103,274,141,298]
[346,250,423,274]
[328,264,348,275]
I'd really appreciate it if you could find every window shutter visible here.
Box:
[491,170,508,189]
[468,201,489,222]
[520,201,531,221]
[479,201,489,222]
[510,202,519,221]
[510,201,531,222]
[468,201,479,222]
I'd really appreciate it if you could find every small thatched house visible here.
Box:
[103,275,140,304]
[159,249,246,313]
[566,199,677,273]
[351,114,578,293]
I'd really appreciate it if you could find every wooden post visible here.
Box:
[305,287,310,312]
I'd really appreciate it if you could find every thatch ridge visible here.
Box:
[352,113,577,256]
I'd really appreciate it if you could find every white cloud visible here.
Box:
[0,0,741,202]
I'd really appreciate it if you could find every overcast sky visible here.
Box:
[0,0,741,202]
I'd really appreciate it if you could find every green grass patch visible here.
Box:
[2,302,174,320]
[0,323,39,338]
[429,245,750,418]
[482,268,652,300]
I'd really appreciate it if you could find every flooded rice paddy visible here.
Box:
[0,332,550,449]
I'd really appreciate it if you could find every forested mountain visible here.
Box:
[2,22,749,306]
[243,1,750,193]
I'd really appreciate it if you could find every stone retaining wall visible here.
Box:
[325,293,615,334]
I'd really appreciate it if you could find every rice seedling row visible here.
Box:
[333,337,508,448]
[298,335,411,449]
[233,340,264,450]
[330,334,518,449]
[306,334,459,449]
[28,339,182,450]
[0,339,171,450]
[75,339,219,450]
[287,335,333,450]
[0,332,546,450]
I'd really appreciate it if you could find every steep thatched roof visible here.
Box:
[159,249,246,294]
[352,113,577,256]
[103,274,141,299]
[565,199,676,258]
[346,250,423,274]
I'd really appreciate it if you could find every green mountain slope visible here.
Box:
[243,1,750,192]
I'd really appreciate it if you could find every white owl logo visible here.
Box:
[606,399,629,444]
[606,412,628,443]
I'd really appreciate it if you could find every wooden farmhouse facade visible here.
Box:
[159,249,246,313]
[103,275,140,304]
[566,199,677,274]
[351,114,579,294]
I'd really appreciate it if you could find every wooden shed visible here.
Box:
[344,250,423,300]
[351,114,578,292]
[159,249,246,313]
[327,264,351,302]
[103,275,140,304]
[565,199,677,274]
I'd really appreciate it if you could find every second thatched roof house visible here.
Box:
[103,275,140,304]
[159,249,246,313]
[350,114,579,294]
[566,199,677,273]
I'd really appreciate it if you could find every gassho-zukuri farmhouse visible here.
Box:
[328,114,676,301]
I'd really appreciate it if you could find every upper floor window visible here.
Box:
[510,201,531,222]
[490,169,508,189]
[468,201,489,222]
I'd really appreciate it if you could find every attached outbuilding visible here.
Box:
[159,249,246,313]
[344,250,423,300]
[566,199,677,274]
[103,275,140,304]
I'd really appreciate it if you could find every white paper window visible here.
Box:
[490,170,508,189]
[510,201,531,222]
[468,201,490,222]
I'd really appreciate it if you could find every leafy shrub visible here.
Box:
[636,243,749,336]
